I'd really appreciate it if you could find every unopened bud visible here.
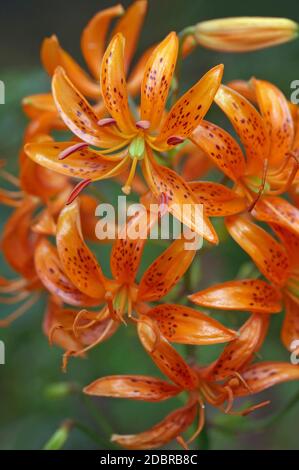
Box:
[43,420,72,450]
[189,17,298,53]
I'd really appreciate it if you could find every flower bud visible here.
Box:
[43,421,72,450]
[190,17,298,53]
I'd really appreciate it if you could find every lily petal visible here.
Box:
[226,215,290,286]
[41,36,100,99]
[232,361,299,396]
[253,196,299,237]
[147,304,237,345]
[137,318,198,389]
[22,93,57,119]
[281,295,299,351]
[111,400,197,449]
[111,208,157,284]
[156,64,223,146]
[138,238,196,301]
[2,199,39,280]
[84,375,181,402]
[143,153,218,244]
[191,120,246,182]
[271,223,299,268]
[189,181,246,216]
[81,4,124,80]
[127,45,156,97]
[25,141,129,180]
[208,314,270,380]
[52,67,123,147]
[56,201,106,299]
[253,78,294,167]
[141,32,178,130]
[214,85,270,171]
[189,279,282,313]
[112,0,148,74]
[101,33,136,133]
[34,239,98,306]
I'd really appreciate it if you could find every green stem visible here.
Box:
[82,395,115,441]
[73,421,110,449]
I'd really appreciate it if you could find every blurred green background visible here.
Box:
[1,0,299,450]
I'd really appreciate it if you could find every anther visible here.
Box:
[58,142,88,160]
[136,120,150,130]
[167,136,185,146]
[97,118,117,127]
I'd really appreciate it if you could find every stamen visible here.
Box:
[58,142,88,160]
[167,136,185,146]
[66,179,92,205]
[247,158,268,212]
[136,120,150,130]
[97,117,117,127]
[176,436,189,450]
[62,318,115,371]
[188,398,205,444]
[0,292,40,327]
[122,158,138,195]
[0,167,20,187]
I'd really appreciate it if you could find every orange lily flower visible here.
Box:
[84,312,299,449]
[25,31,223,243]
[190,79,299,235]
[22,1,149,133]
[191,213,299,351]
[36,200,235,367]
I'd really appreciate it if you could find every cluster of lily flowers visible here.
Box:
[2,0,299,450]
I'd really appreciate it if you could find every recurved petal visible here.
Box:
[140,32,178,130]
[156,64,223,146]
[281,295,299,351]
[253,196,299,237]
[208,314,270,380]
[253,78,294,167]
[138,238,196,302]
[56,201,106,299]
[191,120,246,182]
[2,199,39,280]
[137,318,198,389]
[41,35,100,99]
[226,80,257,103]
[232,362,299,397]
[143,154,218,244]
[189,279,282,313]
[226,215,290,286]
[112,0,148,73]
[24,141,129,181]
[81,4,124,80]
[22,93,57,119]
[147,304,236,345]
[214,85,270,171]
[84,375,181,402]
[101,33,136,133]
[189,181,246,216]
[34,239,99,306]
[271,223,299,268]
[111,400,197,450]
[52,67,124,147]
